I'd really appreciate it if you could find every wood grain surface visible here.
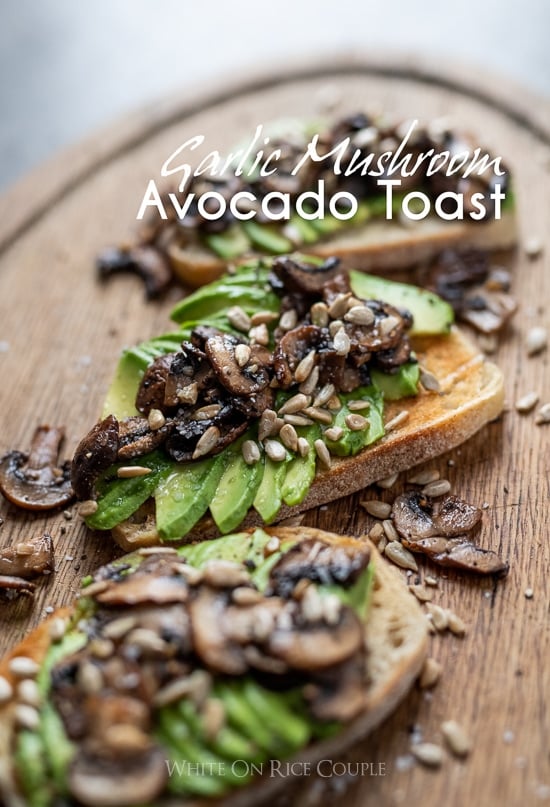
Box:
[0,57,549,807]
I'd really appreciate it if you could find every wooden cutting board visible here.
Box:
[0,55,549,807]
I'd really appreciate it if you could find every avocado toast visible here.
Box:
[0,527,428,807]
[72,255,503,549]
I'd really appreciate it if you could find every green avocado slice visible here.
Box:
[209,440,265,534]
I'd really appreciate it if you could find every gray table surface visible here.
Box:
[1,0,549,191]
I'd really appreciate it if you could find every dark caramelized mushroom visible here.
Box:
[392,492,482,540]
[135,354,173,414]
[188,587,247,675]
[400,535,509,576]
[69,747,168,807]
[205,334,270,396]
[0,533,54,578]
[268,607,363,670]
[71,415,119,500]
[271,256,342,295]
[117,417,172,460]
[0,426,73,510]
[97,245,172,300]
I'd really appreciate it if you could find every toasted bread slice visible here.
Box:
[0,531,428,807]
[110,326,503,551]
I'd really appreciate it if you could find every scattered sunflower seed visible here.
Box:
[15,704,40,731]
[117,466,152,479]
[49,617,67,642]
[424,575,439,587]
[447,611,467,636]
[264,536,281,555]
[419,658,442,689]
[299,366,320,395]
[227,305,251,332]
[385,410,409,432]
[147,408,166,430]
[17,679,41,708]
[347,399,371,411]
[426,603,448,632]
[515,391,539,413]
[524,587,534,599]
[419,368,441,392]
[177,382,198,404]
[314,439,331,469]
[250,310,278,326]
[410,585,433,603]
[9,657,40,679]
[368,522,385,544]
[297,437,310,457]
[264,440,286,462]
[328,293,352,319]
[79,500,98,517]
[526,326,547,356]
[279,424,298,452]
[313,383,336,408]
[379,315,400,335]
[408,469,440,485]
[333,328,351,356]
[283,413,314,427]
[441,720,471,757]
[235,343,251,367]
[524,237,543,259]
[361,500,392,519]
[303,406,333,424]
[310,302,329,327]
[278,393,310,415]
[103,616,137,640]
[249,323,269,346]
[382,519,399,542]
[411,742,444,768]
[345,413,369,431]
[324,426,343,441]
[258,409,279,440]
[278,308,298,331]
[344,306,375,326]
[422,479,451,498]
[0,676,13,703]
[377,472,399,489]
[384,541,418,572]
[242,440,261,465]
[535,403,550,425]
[294,350,317,383]
[192,426,221,459]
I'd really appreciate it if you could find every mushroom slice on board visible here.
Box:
[0,425,73,510]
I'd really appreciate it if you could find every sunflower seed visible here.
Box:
[294,350,317,383]
[279,309,298,331]
[296,437,309,457]
[329,319,344,337]
[279,424,299,452]
[441,720,471,757]
[249,323,269,346]
[0,676,13,703]
[310,302,329,327]
[241,439,260,465]
[408,469,440,485]
[344,305,375,326]
[138,546,178,556]
[345,413,369,431]
[515,391,539,413]
[446,610,467,636]
[9,657,40,678]
[384,541,418,571]
[104,724,151,753]
[524,237,543,259]
[524,587,534,599]
[426,603,448,632]
[411,742,444,767]
[333,328,351,356]
[79,499,98,517]
[265,440,286,462]
[265,536,281,555]
[80,580,109,597]
[103,616,138,640]
[379,315,400,335]
[232,587,263,605]
[361,500,392,519]
[526,326,547,356]
[192,426,220,459]
[367,522,385,544]
[377,472,399,489]
[126,628,168,654]
[385,410,409,432]
[314,439,331,469]
[419,657,442,689]
[177,382,198,404]
[278,393,310,415]
[327,396,342,410]
[147,408,166,431]
[382,519,399,542]
[324,426,343,441]
[420,368,441,392]
[14,542,35,556]
[299,365,320,395]
[535,403,550,425]
[410,585,433,603]
[303,406,333,424]
[154,670,212,708]
[89,638,115,659]
[322,593,342,625]
[258,409,279,440]
[284,413,313,427]
[117,465,152,479]
[227,305,251,332]
[250,310,278,326]
[15,704,40,731]
[425,575,439,587]
[347,399,370,411]
[17,679,41,708]
[302,586,324,622]
[422,479,451,497]
[328,293,352,319]
[235,344,251,367]
[203,698,226,741]
[78,661,104,694]
[313,383,336,408]
[49,617,67,642]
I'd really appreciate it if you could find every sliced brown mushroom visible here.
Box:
[72,415,119,500]
[135,354,174,414]
[96,559,189,606]
[0,575,36,594]
[69,747,168,807]
[273,324,322,388]
[307,656,367,721]
[205,334,270,396]
[268,607,363,670]
[392,492,482,540]
[0,426,73,510]
[0,533,54,578]
[164,403,248,463]
[271,256,342,296]
[188,586,247,674]
[269,538,371,598]
[117,416,172,461]
[97,245,172,300]
[400,535,509,576]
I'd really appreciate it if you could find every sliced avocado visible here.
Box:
[371,361,420,400]
[241,680,310,750]
[39,702,75,794]
[349,271,454,335]
[218,682,277,753]
[324,387,384,457]
[253,454,291,523]
[155,455,227,541]
[102,350,145,419]
[177,698,260,764]
[170,282,279,324]
[15,731,51,807]
[85,451,173,531]
[281,424,321,507]
[241,220,293,254]
[204,224,251,260]
[209,441,264,534]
